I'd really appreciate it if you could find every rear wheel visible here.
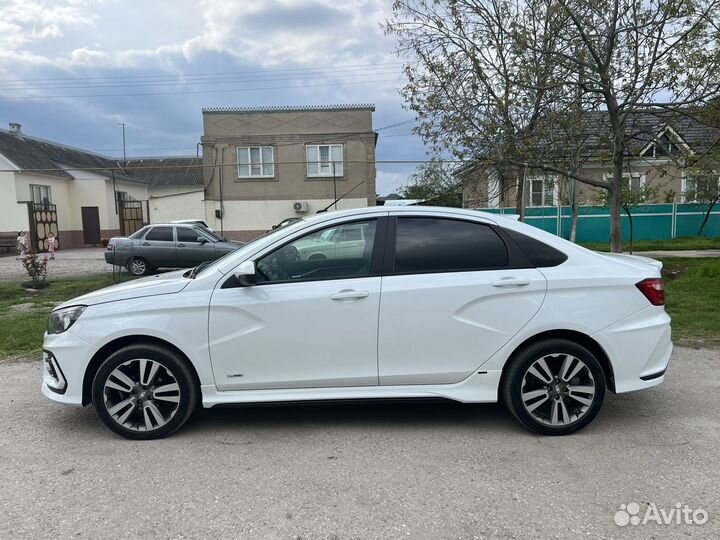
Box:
[127,257,152,276]
[502,339,605,435]
[91,344,198,440]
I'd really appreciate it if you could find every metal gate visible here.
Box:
[27,202,59,253]
[118,200,146,237]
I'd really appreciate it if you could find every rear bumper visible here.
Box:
[593,306,672,393]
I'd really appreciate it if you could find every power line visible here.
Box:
[0,158,470,174]
[0,67,404,91]
[0,61,406,85]
[375,119,418,130]
[0,77,405,100]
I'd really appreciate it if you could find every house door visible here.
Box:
[81,207,101,245]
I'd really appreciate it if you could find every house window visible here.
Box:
[237,146,274,178]
[526,176,556,207]
[306,144,343,177]
[30,185,52,205]
[603,172,645,191]
[683,171,720,203]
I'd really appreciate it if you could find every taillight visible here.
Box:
[106,243,114,251]
[636,278,665,306]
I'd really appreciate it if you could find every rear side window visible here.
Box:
[394,218,508,274]
[503,228,567,267]
[145,226,173,242]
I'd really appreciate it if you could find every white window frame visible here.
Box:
[237,146,274,179]
[306,144,344,177]
[682,170,720,203]
[525,175,558,207]
[603,172,646,191]
[30,184,52,204]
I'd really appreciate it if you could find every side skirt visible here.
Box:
[200,370,502,408]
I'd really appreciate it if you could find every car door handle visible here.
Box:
[142,242,150,246]
[491,277,531,287]
[177,243,186,247]
[330,290,370,301]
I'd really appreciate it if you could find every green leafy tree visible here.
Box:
[401,158,462,207]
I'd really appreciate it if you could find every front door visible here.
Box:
[175,226,214,267]
[378,216,547,385]
[81,206,101,245]
[209,219,382,391]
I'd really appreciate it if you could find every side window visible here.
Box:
[502,228,568,267]
[145,226,173,242]
[256,220,377,283]
[177,227,203,243]
[394,218,508,274]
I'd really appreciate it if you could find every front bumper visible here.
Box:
[593,306,673,393]
[41,330,98,406]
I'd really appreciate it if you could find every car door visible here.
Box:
[208,218,385,391]
[175,226,213,267]
[141,226,177,267]
[377,215,547,386]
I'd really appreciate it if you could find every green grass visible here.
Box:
[0,259,718,358]
[0,275,115,358]
[660,257,720,348]
[581,236,720,252]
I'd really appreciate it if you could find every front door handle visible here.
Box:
[491,277,531,287]
[177,243,186,247]
[330,290,370,301]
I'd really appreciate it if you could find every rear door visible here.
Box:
[141,226,176,267]
[377,215,547,385]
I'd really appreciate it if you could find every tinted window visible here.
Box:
[177,227,204,243]
[145,226,173,242]
[394,218,508,274]
[256,220,377,283]
[503,228,568,267]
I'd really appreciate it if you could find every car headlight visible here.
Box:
[48,306,87,335]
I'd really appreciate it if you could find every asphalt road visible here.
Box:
[0,347,718,539]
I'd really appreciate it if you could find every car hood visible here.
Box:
[55,270,191,310]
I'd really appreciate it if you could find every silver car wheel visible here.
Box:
[103,358,181,432]
[520,353,596,426]
[129,258,147,276]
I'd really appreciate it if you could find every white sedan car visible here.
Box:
[42,206,672,439]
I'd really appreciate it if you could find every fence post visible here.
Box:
[671,202,677,239]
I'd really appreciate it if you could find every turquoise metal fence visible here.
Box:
[479,203,720,243]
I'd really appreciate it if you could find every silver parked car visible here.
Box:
[105,223,245,276]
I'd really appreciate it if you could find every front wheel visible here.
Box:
[502,339,606,436]
[91,344,198,439]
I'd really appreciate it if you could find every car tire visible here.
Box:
[127,257,152,276]
[502,339,606,436]
[91,344,199,440]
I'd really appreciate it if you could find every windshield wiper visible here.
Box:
[189,261,211,279]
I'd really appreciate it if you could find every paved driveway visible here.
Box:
[0,248,112,281]
[0,347,717,539]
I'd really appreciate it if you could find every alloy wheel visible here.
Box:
[520,353,596,426]
[102,358,181,432]
[129,258,147,276]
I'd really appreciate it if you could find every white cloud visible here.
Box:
[376,170,410,196]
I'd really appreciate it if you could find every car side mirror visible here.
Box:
[234,260,256,286]
[197,236,208,244]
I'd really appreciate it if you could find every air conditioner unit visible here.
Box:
[293,201,309,213]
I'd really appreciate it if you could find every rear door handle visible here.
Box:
[142,242,150,246]
[491,277,531,287]
[177,243,186,247]
[330,290,370,301]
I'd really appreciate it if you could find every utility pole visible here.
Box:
[117,122,126,164]
[332,161,338,210]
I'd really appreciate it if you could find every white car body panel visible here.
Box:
[41,206,672,420]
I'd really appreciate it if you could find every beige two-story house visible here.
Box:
[200,104,377,241]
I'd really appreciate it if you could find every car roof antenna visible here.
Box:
[316,181,366,214]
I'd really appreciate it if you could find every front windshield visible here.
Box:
[193,218,306,277]
[197,227,224,242]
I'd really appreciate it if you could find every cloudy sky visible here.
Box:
[0,0,427,195]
